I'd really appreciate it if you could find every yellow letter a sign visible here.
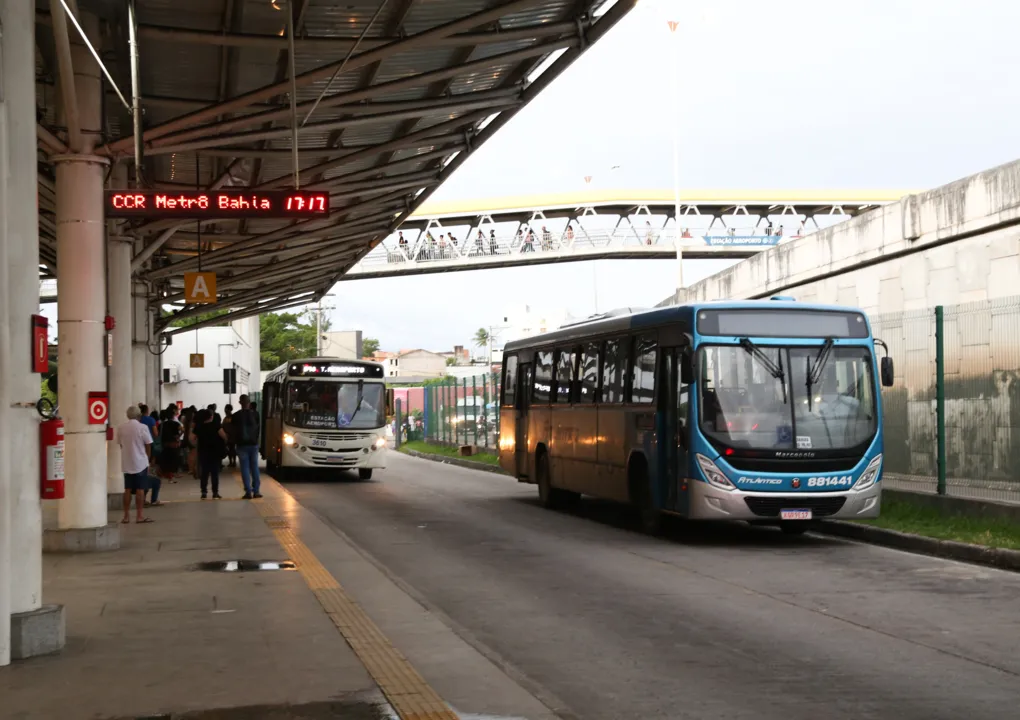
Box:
[184,272,217,304]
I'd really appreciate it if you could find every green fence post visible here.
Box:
[935,305,947,496]
[482,378,490,450]
[472,376,479,447]
[442,380,448,445]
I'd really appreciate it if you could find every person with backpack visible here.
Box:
[234,394,262,499]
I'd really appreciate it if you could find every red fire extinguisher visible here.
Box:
[40,417,66,500]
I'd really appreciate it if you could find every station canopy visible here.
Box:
[35,0,631,332]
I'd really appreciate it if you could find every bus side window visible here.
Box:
[602,339,625,403]
[579,343,599,403]
[533,350,553,404]
[503,355,518,406]
[631,334,656,404]
[555,348,574,404]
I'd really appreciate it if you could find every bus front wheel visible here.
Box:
[358,468,373,481]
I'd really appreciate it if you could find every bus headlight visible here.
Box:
[696,454,736,492]
[374,437,386,449]
[283,432,295,446]
[853,454,882,492]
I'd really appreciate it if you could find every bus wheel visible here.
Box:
[358,468,373,481]
[536,452,573,509]
[780,522,809,535]
[630,464,663,536]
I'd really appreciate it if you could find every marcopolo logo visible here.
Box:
[739,477,784,485]
[805,475,853,488]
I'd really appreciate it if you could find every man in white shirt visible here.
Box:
[117,405,154,524]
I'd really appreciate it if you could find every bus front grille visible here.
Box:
[304,431,372,441]
[743,496,847,518]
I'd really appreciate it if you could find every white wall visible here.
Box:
[321,330,361,359]
[160,318,259,411]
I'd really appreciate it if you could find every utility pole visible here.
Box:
[314,294,335,356]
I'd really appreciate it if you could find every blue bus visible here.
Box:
[497,300,893,534]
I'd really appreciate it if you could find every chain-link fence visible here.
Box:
[872,297,1020,504]
[392,373,501,452]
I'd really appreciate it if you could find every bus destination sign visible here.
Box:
[105,190,330,219]
[290,362,384,379]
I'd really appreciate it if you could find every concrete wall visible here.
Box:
[398,350,447,378]
[661,157,1020,312]
[160,321,259,412]
[321,330,361,360]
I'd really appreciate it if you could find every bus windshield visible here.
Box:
[286,380,385,430]
[698,344,877,451]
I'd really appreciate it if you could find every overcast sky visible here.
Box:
[325,0,1020,352]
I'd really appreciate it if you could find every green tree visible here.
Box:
[259,310,325,370]
[473,327,490,350]
[446,356,457,366]
[362,337,380,358]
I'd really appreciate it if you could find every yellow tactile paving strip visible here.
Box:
[252,497,459,720]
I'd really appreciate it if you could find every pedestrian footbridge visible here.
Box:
[342,189,903,279]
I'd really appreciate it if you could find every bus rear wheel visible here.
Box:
[630,463,663,536]
[358,468,373,481]
[536,452,576,510]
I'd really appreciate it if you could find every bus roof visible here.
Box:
[502,300,870,352]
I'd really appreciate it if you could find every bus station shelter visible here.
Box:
[0,0,633,665]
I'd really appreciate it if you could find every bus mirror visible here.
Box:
[385,388,394,415]
[680,355,694,384]
[880,357,894,387]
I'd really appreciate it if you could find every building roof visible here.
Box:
[36,0,633,333]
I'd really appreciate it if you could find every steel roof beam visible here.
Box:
[310,146,462,190]
[50,0,82,151]
[257,112,489,189]
[145,196,407,279]
[99,0,558,155]
[120,21,577,53]
[163,294,318,336]
[144,95,521,156]
[139,38,563,153]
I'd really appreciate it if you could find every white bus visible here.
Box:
[261,357,393,480]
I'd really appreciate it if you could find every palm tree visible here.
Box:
[473,327,491,363]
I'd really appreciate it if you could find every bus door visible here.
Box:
[659,347,689,513]
[515,363,533,478]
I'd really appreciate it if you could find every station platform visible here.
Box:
[0,469,553,720]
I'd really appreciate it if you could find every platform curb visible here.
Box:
[400,447,509,475]
[816,520,1020,572]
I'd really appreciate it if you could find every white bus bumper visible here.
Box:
[282,443,387,470]
[687,480,882,521]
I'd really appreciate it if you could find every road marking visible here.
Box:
[252,497,459,720]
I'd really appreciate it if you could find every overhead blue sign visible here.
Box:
[703,235,782,247]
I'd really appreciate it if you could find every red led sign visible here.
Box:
[105,190,329,219]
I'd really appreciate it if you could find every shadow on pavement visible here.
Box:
[112,699,391,720]
[511,494,846,549]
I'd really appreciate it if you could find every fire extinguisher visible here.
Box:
[40,417,66,500]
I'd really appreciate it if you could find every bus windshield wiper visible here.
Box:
[739,338,787,404]
[805,338,835,411]
[342,380,365,427]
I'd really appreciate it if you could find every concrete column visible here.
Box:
[2,0,65,661]
[106,166,132,497]
[45,11,118,551]
[0,3,14,666]
[131,269,148,405]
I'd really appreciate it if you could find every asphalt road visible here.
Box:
[283,453,1020,720]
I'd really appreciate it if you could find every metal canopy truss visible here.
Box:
[343,190,903,280]
[34,0,634,333]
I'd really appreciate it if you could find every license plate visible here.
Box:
[780,509,812,521]
[310,438,328,448]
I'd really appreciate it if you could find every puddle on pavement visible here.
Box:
[193,560,296,572]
